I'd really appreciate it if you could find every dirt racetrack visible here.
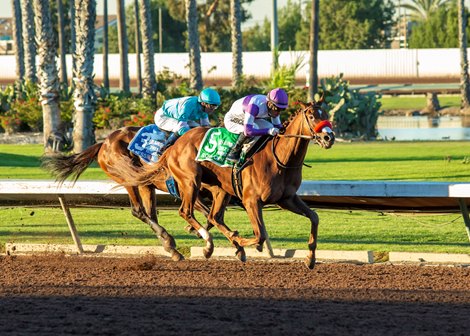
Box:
[1,255,470,336]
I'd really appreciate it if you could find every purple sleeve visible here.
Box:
[245,125,269,136]
[243,103,267,136]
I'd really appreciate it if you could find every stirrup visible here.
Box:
[226,152,240,163]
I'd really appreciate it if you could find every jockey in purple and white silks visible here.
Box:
[224,88,289,163]
[154,88,221,155]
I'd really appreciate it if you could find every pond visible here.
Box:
[377,116,470,141]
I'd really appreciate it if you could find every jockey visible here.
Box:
[224,88,288,163]
[154,87,221,155]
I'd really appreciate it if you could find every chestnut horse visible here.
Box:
[121,100,335,269]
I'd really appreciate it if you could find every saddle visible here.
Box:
[128,125,166,164]
[231,135,270,199]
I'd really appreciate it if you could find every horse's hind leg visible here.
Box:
[126,185,184,261]
[277,194,319,269]
[184,195,209,238]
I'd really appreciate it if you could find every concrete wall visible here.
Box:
[0,48,463,85]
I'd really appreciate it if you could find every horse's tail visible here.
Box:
[41,142,103,185]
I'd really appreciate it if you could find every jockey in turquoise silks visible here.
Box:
[154,88,221,155]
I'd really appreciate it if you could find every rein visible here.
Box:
[271,106,321,169]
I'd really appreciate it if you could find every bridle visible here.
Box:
[272,104,333,169]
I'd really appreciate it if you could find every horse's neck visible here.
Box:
[272,118,310,167]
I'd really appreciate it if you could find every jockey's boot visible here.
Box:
[226,134,248,164]
[157,132,179,156]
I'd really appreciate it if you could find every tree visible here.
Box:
[11,0,24,83]
[297,0,395,50]
[134,0,143,94]
[33,0,62,153]
[408,2,467,48]
[400,0,450,21]
[167,0,253,52]
[186,0,203,90]
[73,0,97,152]
[243,19,270,51]
[70,0,77,90]
[231,0,243,86]
[102,0,109,90]
[308,0,319,100]
[115,1,186,54]
[242,1,299,51]
[139,0,157,102]
[116,0,130,92]
[57,0,68,89]
[278,0,301,51]
[458,0,470,114]
[21,0,37,83]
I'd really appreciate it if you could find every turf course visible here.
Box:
[1,141,470,255]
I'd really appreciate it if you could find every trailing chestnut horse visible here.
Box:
[125,100,335,269]
[41,126,217,262]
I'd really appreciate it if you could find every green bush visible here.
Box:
[0,70,382,140]
[320,73,381,140]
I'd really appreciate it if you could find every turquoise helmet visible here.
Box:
[198,88,221,105]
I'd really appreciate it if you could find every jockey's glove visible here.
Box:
[268,128,280,136]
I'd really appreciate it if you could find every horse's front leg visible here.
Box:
[238,199,274,257]
[205,188,246,262]
[277,194,319,269]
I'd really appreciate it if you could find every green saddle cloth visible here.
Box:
[196,127,239,167]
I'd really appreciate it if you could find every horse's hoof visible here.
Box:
[171,250,184,262]
[203,245,214,259]
[235,247,246,262]
[304,257,316,270]
[255,244,263,252]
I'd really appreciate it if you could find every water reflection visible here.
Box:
[377,116,470,141]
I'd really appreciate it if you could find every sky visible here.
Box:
[1,0,469,29]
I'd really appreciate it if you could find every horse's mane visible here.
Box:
[283,101,313,128]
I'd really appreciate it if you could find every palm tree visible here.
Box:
[33,0,62,153]
[139,0,157,102]
[186,0,203,90]
[102,0,109,90]
[57,0,68,90]
[134,0,142,95]
[116,0,130,92]
[21,0,37,83]
[230,0,243,87]
[458,0,470,115]
[400,0,450,21]
[73,0,97,151]
[308,0,319,101]
[11,0,24,84]
[70,0,77,91]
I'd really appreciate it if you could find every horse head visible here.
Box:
[297,99,335,149]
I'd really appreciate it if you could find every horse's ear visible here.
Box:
[295,101,308,109]
[314,92,325,104]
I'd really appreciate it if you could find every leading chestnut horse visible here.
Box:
[117,100,335,269]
